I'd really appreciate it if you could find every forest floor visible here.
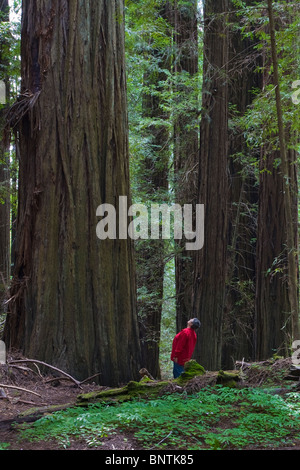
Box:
[0,353,299,451]
[0,354,140,450]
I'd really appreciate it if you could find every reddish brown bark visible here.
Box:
[255,0,299,359]
[193,0,229,370]
[4,0,141,386]
[173,0,199,332]
[0,0,10,319]
[222,0,262,367]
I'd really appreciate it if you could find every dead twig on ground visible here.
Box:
[8,359,82,389]
[0,383,42,398]
[9,364,42,378]
[7,358,102,387]
[79,373,102,384]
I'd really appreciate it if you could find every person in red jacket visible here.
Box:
[171,318,201,378]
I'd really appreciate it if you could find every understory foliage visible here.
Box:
[14,386,300,450]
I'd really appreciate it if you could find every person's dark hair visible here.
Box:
[191,318,201,330]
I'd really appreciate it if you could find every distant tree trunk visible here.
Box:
[222,0,262,367]
[255,147,298,359]
[0,0,10,317]
[193,0,229,370]
[137,1,171,379]
[173,0,199,332]
[255,0,299,359]
[4,0,141,386]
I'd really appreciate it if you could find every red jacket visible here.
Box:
[171,327,197,366]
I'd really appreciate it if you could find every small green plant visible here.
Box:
[16,386,300,450]
[0,442,10,450]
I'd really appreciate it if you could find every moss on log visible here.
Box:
[176,360,205,385]
[216,370,240,388]
[77,380,169,405]
[77,360,206,405]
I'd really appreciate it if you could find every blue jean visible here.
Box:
[173,362,184,378]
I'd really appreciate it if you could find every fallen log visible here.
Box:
[217,370,241,388]
[77,360,206,405]
[77,378,168,405]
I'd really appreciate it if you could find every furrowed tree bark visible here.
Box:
[173,0,199,332]
[222,0,262,367]
[255,146,298,359]
[137,1,171,379]
[4,0,141,386]
[0,0,10,320]
[255,0,299,359]
[193,0,229,370]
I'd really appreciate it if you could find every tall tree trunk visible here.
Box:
[222,0,262,367]
[137,1,171,379]
[0,0,10,321]
[255,0,299,359]
[4,0,141,386]
[173,0,199,332]
[255,146,298,359]
[193,0,229,370]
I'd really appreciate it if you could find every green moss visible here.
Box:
[77,385,129,404]
[77,380,170,405]
[77,360,206,405]
[216,370,240,388]
[139,375,153,383]
[176,360,205,385]
[18,403,73,418]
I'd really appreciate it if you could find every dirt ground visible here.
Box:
[0,354,141,450]
[0,354,299,451]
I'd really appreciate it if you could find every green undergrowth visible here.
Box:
[13,386,300,450]
[0,443,10,450]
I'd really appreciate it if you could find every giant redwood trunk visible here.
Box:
[137,2,171,379]
[255,0,299,358]
[255,147,298,359]
[222,0,262,367]
[0,0,10,315]
[4,0,141,386]
[193,0,229,370]
[173,0,199,332]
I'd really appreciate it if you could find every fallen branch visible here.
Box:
[235,360,272,369]
[0,383,42,398]
[79,373,102,385]
[45,377,75,384]
[15,399,47,406]
[9,364,42,377]
[8,359,82,388]
[46,373,101,385]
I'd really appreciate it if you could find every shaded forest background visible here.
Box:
[0,0,299,385]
